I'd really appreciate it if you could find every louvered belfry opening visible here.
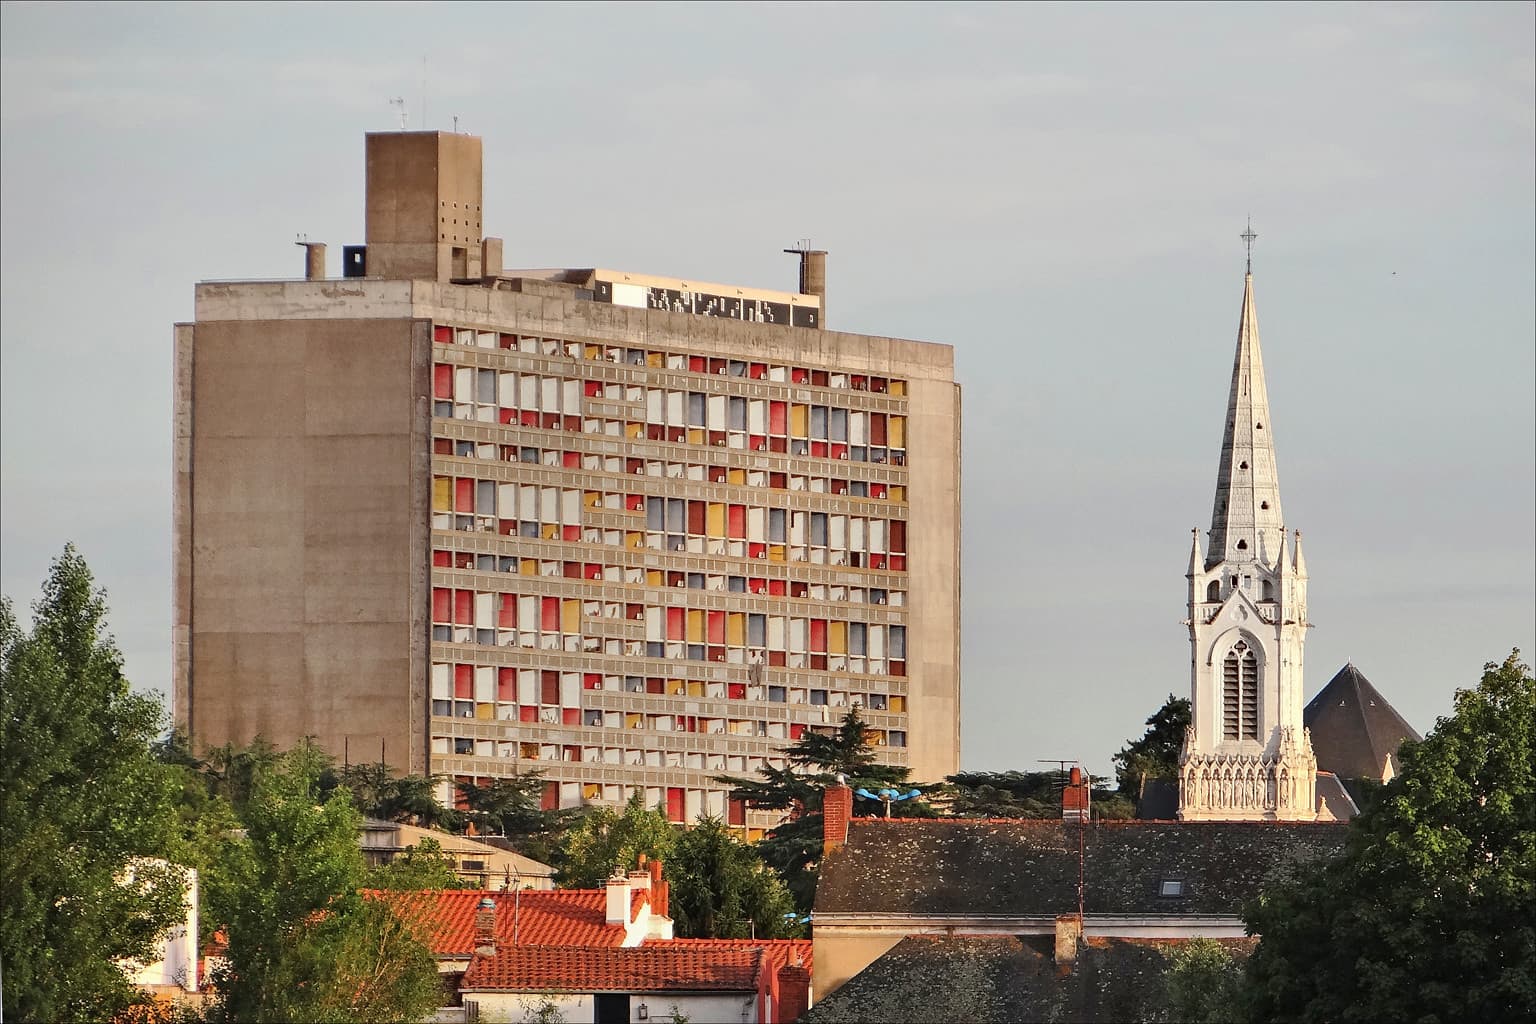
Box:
[1223,641,1258,740]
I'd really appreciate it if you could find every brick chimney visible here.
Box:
[1062,766,1090,822]
[473,896,497,956]
[776,962,812,1023]
[1054,914,1082,965]
[648,858,669,918]
[823,779,853,855]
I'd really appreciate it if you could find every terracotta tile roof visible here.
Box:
[818,819,1345,917]
[650,938,812,975]
[461,945,764,993]
[366,889,637,955]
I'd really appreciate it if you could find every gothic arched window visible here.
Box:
[1222,640,1259,740]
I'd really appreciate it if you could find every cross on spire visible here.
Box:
[1241,219,1257,274]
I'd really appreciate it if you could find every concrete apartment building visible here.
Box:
[174,131,961,824]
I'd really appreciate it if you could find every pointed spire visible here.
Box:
[1293,529,1308,577]
[1278,524,1292,576]
[1188,528,1203,576]
[1206,245,1286,570]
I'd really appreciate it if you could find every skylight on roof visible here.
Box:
[1159,880,1185,898]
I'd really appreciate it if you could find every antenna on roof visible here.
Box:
[389,97,407,130]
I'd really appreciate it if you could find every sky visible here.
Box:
[2,2,1532,780]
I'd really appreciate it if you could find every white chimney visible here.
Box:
[606,872,631,925]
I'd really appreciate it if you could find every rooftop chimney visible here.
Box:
[784,245,828,329]
[776,962,812,1024]
[297,240,326,281]
[605,871,631,925]
[823,777,853,855]
[365,130,484,282]
[1062,766,1091,822]
[473,896,497,956]
[1054,915,1082,965]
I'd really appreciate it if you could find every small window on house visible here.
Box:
[1160,880,1185,897]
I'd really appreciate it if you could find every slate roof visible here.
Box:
[366,888,638,955]
[1314,770,1360,820]
[801,935,1255,1024]
[1305,663,1421,783]
[460,945,763,993]
[815,819,1345,917]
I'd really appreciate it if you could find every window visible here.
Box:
[1222,640,1259,740]
[1159,880,1185,897]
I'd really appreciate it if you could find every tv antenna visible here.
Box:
[389,97,408,130]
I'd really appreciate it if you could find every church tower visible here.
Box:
[1179,230,1317,821]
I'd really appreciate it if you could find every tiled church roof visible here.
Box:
[1305,663,1421,783]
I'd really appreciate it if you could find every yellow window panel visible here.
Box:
[890,416,906,448]
[888,379,907,397]
[432,477,452,512]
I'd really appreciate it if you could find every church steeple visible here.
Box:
[1178,227,1316,823]
[1206,262,1286,570]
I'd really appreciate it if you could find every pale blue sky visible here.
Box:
[3,2,1531,778]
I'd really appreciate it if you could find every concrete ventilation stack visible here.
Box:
[298,241,326,280]
[785,245,828,328]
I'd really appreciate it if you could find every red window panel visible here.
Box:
[689,355,707,372]
[454,478,474,513]
[564,562,582,579]
[810,619,828,652]
[811,370,828,387]
[749,434,767,453]
[454,665,473,699]
[646,678,664,694]
[542,412,561,430]
[681,716,697,733]
[748,543,766,559]
[585,380,603,397]
[499,333,516,349]
[769,402,787,434]
[667,608,685,641]
[433,364,453,398]
[564,415,581,432]
[769,651,787,667]
[792,367,809,384]
[626,458,645,475]
[627,603,644,620]
[498,520,516,536]
[770,472,787,489]
[889,554,907,571]
[432,588,451,623]
[541,597,560,632]
[541,783,559,812]
[811,441,828,458]
[563,450,581,468]
[563,525,581,541]
[851,375,867,390]
[708,467,726,484]
[498,595,517,629]
[891,520,907,553]
[707,611,725,645]
[891,660,906,677]
[790,723,806,740]
[564,745,582,762]
[728,798,746,825]
[749,363,767,379]
[870,483,887,500]
[830,443,848,461]
[870,414,888,446]
[499,409,516,425]
[585,563,602,580]
[433,326,452,344]
[434,438,454,455]
[770,437,788,453]
[628,494,644,512]
[728,505,746,539]
[687,501,706,536]
[666,787,685,822]
[541,672,559,705]
[562,709,581,726]
[584,673,602,690]
[433,551,452,567]
[520,706,539,723]
[749,578,766,594]
[810,654,827,671]
[768,580,786,596]
[454,778,472,811]
[728,682,746,700]
[498,668,517,701]
[871,554,887,570]
[708,358,727,375]
[708,645,725,663]
[454,590,473,625]
[456,552,474,570]
[520,410,540,427]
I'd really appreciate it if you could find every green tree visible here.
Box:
[1243,650,1536,1023]
[336,760,460,830]
[667,816,801,939]
[1162,938,1244,1023]
[1111,694,1190,798]
[556,792,675,888]
[0,546,187,1023]
[206,741,443,1023]
[458,773,571,863]
[941,769,1138,821]
[719,707,932,912]
[366,836,472,891]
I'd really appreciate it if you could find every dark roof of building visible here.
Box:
[801,935,1256,1024]
[460,944,763,994]
[1304,663,1421,782]
[1134,778,1180,820]
[1314,770,1360,820]
[815,819,1345,917]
